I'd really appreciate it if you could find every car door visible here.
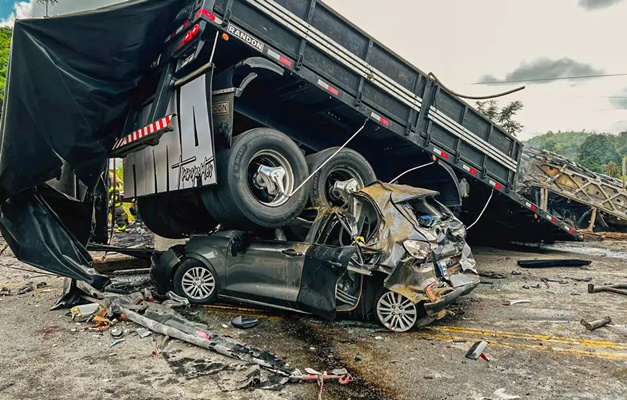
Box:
[222,238,309,309]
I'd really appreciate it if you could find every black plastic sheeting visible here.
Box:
[0,190,109,289]
[0,0,190,201]
[0,0,191,285]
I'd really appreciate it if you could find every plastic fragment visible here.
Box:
[110,339,125,347]
[136,328,152,338]
[490,388,521,399]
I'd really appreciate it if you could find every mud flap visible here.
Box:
[296,245,355,320]
[0,190,109,289]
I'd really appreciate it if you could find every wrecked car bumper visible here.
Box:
[423,276,480,317]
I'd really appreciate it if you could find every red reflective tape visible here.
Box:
[551,217,557,223]
[327,85,339,96]
[434,147,448,159]
[495,183,502,190]
[195,8,216,21]
[380,117,390,126]
[569,227,575,233]
[278,56,292,67]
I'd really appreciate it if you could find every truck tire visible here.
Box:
[204,128,309,228]
[307,147,377,207]
[138,191,218,239]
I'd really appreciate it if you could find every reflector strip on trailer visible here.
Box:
[489,180,503,190]
[317,79,339,96]
[267,48,293,67]
[462,164,477,175]
[112,115,174,151]
[549,216,557,223]
[524,201,538,211]
[434,147,449,160]
[371,112,389,126]
[195,8,217,21]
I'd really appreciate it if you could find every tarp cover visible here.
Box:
[0,0,190,201]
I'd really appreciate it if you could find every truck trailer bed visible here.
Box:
[198,0,579,242]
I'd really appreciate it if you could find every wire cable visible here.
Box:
[288,119,369,197]
[428,72,525,100]
[473,73,627,85]
[389,160,437,184]
[467,189,494,230]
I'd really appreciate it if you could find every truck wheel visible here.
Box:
[374,289,419,332]
[204,128,309,228]
[138,191,217,239]
[173,259,218,304]
[307,147,376,207]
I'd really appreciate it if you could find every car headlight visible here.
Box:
[403,240,431,260]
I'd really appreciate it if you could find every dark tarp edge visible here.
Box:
[0,0,190,201]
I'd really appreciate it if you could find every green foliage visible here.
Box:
[576,134,622,174]
[475,100,524,136]
[605,161,621,179]
[0,27,12,120]
[525,130,594,161]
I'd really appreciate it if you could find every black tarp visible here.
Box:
[0,0,190,200]
[0,190,109,289]
[0,0,191,284]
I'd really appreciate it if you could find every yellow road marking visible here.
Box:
[201,304,282,321]
[427,326,627,351]
[413,332,627,360]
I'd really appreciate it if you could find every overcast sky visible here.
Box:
[1,0,626,140]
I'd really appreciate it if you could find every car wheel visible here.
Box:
[374,289,419,332]
[203,128,309,229]
[307,147,376,207]
[138,191,218,239]
[173,260,218,304]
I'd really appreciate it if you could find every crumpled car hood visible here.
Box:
[350,182,476,274]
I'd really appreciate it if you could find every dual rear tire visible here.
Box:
[140,128,378,234]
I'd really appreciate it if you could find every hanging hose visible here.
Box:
[427,72,525,100]
[389,160,437,184]
[467,189,494,230]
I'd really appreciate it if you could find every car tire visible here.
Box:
[374,288,419,332]
[173,259,218,305]
[306,147,376,207]
[138,191,218,239]
[203,128,309,229]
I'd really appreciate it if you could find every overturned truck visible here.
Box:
[0,0,580,328]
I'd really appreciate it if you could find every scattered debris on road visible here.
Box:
[580,316,612,331]
[479,271,507,280]
[465,341,489,360]
[231,316,259,329]
[0,287,10,296]
[504,300,531,306]
[588,283,627,296]
[18,282,33,295]
[136,328,152,338]
[517,259,591,268]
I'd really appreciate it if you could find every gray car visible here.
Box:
[151,182,480,332]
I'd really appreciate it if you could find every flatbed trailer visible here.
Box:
[117,0,578,243]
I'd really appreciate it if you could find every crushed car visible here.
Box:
[151,182,479,332]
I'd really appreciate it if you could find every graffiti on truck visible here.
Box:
[172,156,215,184]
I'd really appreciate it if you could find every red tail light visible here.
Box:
[184,23,200,43]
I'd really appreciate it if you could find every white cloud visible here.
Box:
[0,1,36,27]
[0,0,127,27]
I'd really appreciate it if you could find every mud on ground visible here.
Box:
[0,235,626,400]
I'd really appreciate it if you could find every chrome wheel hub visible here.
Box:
[376,291,418,332]
[181,266,216,300]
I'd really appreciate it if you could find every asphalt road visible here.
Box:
[0,241,625,400]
